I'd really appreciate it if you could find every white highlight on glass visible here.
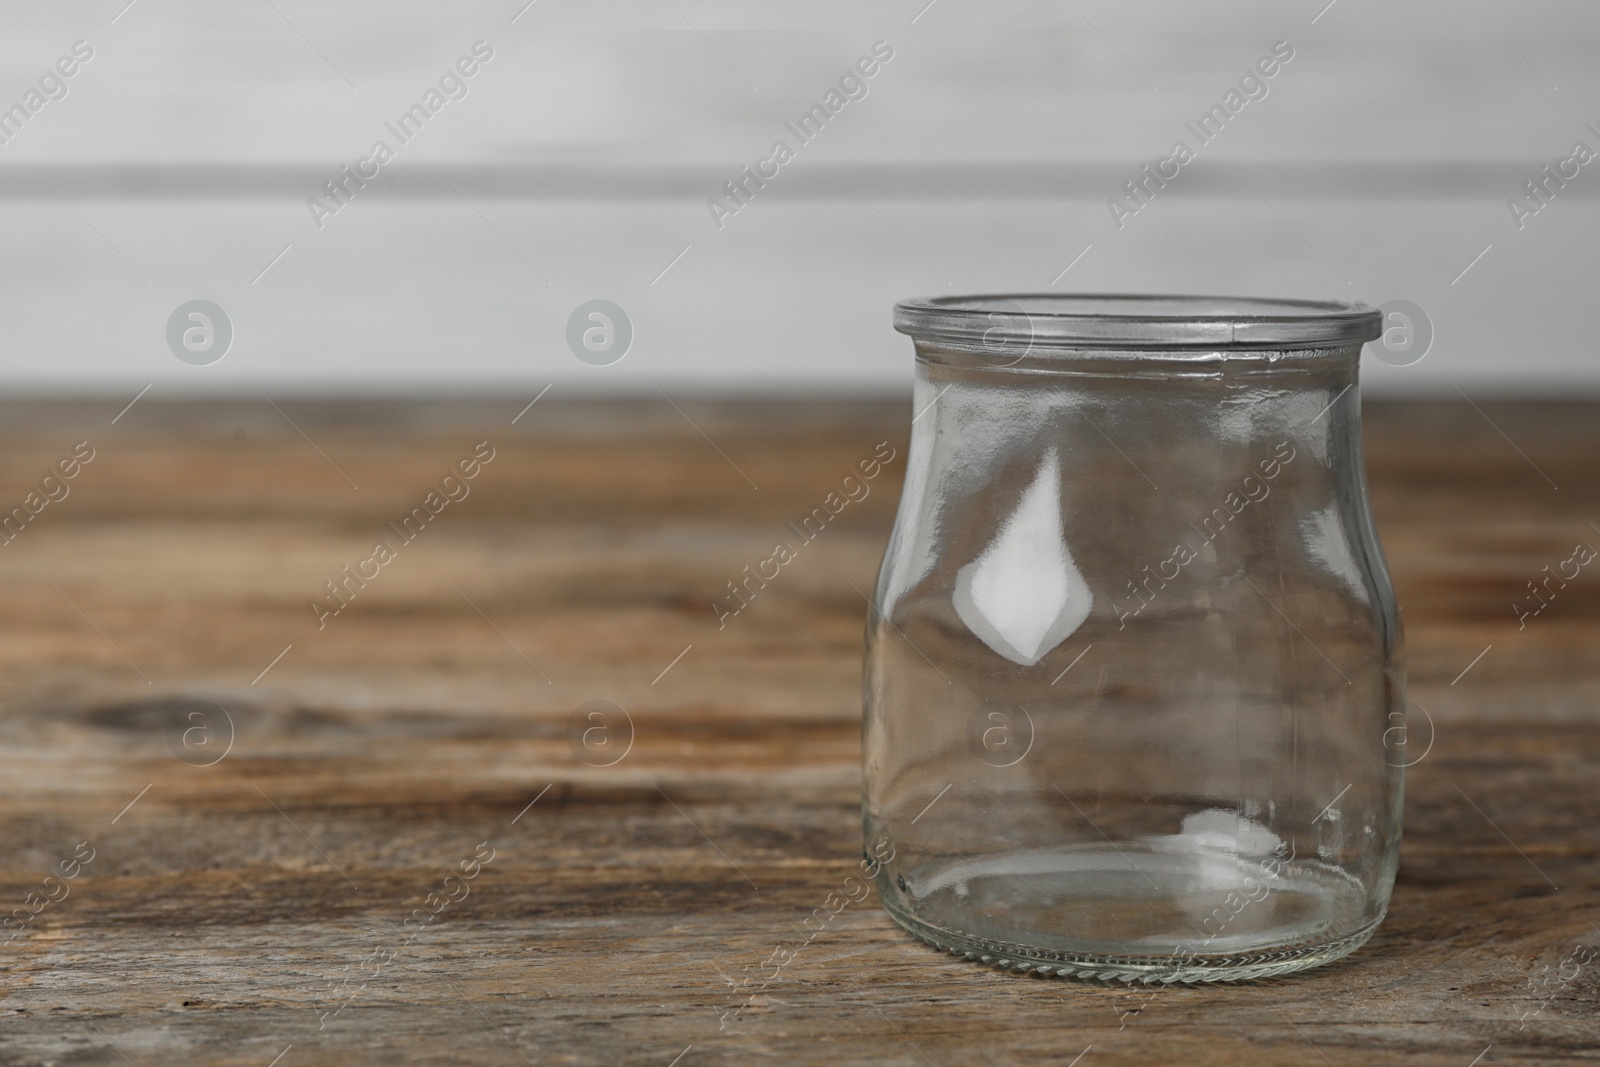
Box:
[953,448,1092,666]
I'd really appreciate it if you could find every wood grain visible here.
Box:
[0,396,1596,1066]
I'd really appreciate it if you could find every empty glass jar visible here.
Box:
[864,295,1402,982]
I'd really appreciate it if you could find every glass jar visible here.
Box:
[864,295,1402,983]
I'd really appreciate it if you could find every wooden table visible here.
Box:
[0,396,1595,1066]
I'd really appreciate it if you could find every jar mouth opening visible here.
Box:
[894,293,1382,351]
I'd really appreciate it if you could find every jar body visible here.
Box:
[864,341,1404,982]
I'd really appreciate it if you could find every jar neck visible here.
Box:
[910,340,1361,383]
[904,351,1366,497]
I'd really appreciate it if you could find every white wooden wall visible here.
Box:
[1,0,1596,394]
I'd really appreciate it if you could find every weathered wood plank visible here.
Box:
[0,397,1595,1065]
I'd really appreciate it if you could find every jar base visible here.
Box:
[880,897,1382,983]
[874,844,1386,983]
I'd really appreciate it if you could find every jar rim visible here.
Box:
[894,293,1383,350]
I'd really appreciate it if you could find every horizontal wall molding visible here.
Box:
[0,161,1590,200]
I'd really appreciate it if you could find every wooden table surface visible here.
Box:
[0,395,1596,1066]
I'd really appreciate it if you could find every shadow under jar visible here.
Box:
[864,294,1403,983]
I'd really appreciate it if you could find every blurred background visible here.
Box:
[3,0,1597,397]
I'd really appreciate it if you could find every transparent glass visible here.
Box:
[864,294,1404,983]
